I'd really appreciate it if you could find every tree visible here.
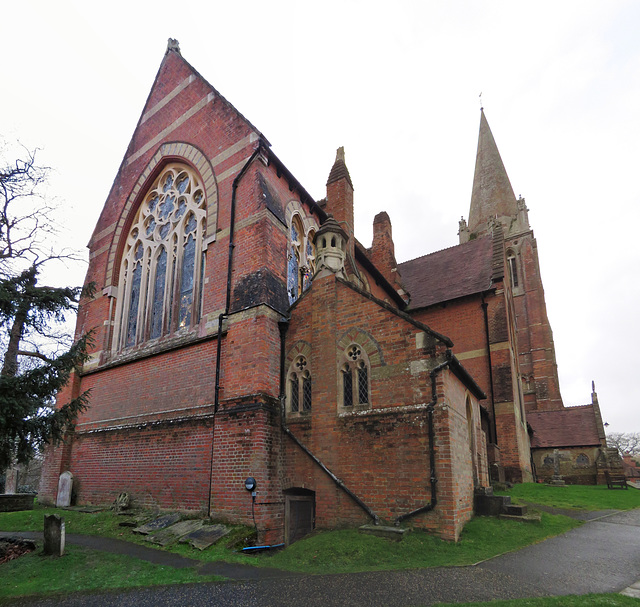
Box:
[607,432,640,456]
[0,145,92,471]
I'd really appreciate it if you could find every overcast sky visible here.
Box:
[3,0,639,433]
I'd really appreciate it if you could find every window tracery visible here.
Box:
[287,214,316,305]
[288,355,312,413]
[341,344,370,408]
[114,163,206,350]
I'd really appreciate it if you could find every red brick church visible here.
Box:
[40,40,608,543]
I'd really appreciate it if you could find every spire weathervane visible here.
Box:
[479,92,484,111]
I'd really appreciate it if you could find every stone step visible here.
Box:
[499,513,542,524]
[474,494,511,516]
[504,503,528,516]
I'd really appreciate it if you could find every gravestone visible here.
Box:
[4,468,18,494]
[180,524,231,550]
[549,449,566,486]
[43,514,65,556]
[133,513,182,535]
[56,472,73,507]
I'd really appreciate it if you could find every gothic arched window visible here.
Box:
[287,214,316,305]
[341,344,370,408]
[115,163,206,350]
[288,355,312,413]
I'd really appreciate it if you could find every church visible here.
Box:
[40,40,609,544]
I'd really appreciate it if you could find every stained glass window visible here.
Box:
[115,164,206,350]
[150,248,167,339]
[288,215,316,304]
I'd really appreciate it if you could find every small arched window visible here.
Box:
[115,163,206,350]
[288,214,316,305]
[341,344,370,408]
[576,453,590,467]
[288,355,312,413]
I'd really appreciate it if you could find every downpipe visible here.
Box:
[395,354,452,525]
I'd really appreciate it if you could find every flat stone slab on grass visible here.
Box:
[133,513,182,535]
[359,524,410,541]
[146,519,205,547]
[180,524,231,550]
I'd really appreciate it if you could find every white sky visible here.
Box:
[3,0,639,433]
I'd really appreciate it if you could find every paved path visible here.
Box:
[2,508,640,606]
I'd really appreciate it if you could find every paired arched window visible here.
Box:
[114,163,206,350]
[287,214,316,305]
[288,355,312,413]
[341,344,370,408]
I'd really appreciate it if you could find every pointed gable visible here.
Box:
[467,110,518,234]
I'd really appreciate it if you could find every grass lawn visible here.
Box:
[433,595,640,606]
[0,544,222,600]
[0,483,637,598]
[496,483,640,512]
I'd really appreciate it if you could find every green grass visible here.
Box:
[0,544,222,600]
[260,512,580,574]
[433,594,640,606]
[2,481,637,598]
[496,483,640,512]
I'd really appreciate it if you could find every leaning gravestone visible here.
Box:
[56,472,73,507]
[43,514,65,556]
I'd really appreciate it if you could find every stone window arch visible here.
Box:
[287,211,317,305]
[287,355,312,414]
[113,162,206,350]
[575,453,590,467]
[340,343,371,409]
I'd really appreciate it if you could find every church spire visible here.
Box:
[467,110,518,235]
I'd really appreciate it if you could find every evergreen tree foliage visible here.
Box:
[0,145,92,470]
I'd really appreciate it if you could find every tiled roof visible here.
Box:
[398,237,494,309]
[528,405,602,448]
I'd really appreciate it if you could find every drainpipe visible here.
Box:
[208,145,264,516]
[278,318,380,525]
[481,294,498,445]
[394,354,452,525]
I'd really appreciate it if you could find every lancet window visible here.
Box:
[341,344,370,408]
[288,355,312,413]
[287,214,316,305]
[114,163,206,350]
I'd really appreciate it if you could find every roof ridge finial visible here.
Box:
[166,38,181,55]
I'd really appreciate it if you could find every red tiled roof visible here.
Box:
[528,405,602,448]
[398,237,494,309]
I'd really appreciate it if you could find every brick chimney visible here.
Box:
[370,211,401,290]
[326,147,354,259]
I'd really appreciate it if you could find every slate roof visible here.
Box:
[398,236,494,309]
[528,405,602,448]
